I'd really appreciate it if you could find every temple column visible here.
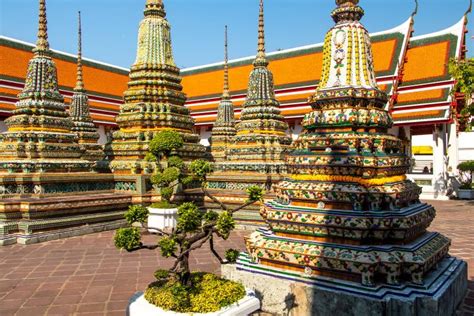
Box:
[432,124,448,199]
[447,121,459,175]
[447,121,460,197]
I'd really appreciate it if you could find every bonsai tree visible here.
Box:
[114,159,264,313]
[458,160,474,190]
[147,130,191,207]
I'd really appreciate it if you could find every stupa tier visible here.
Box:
[69,11,104,162]
[210,26,236,162]
[110,0,205,175]
[207,0,291,206]
[0,0,90,174]
[245,0,451,287]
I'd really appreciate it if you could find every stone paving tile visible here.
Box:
[0,200,472,315]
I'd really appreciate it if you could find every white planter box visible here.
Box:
[458,189,474,200]
[147,207,178,233]
[127,289,260,316]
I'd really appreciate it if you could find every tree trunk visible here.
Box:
[174,253,191,286]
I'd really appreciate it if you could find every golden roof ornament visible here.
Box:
[223,25,231,99]
[253,0,268,67]
[75,11,85,92]
[34,0,50,55]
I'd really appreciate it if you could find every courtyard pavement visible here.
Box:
[0,200,472,316]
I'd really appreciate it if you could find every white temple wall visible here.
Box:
[97,125,108,145]
[198,126,211,147]
[459,132,474,162]
[289,123,303,140]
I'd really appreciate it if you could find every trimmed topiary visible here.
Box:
[458,161,474,189]
[149,130,184,159]
[124,205,149,225]
[114,227,141,251]
[224,249,240,263]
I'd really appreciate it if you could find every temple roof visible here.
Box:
[0,14,468,127]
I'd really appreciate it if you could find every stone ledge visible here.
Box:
[222,255,467,316]
[0,220,127,246]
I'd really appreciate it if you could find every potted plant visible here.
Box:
[457,160,474,199]
[114,159,264,315]
[146,130,191,233]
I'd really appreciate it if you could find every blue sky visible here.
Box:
[1,0,472,69]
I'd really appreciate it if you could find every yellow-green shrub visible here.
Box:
[144,273,245,313]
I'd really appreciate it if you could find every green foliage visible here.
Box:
[458,160,474,189]
[144,152,157,162]
[159,237,177,258]
[160,187,174,202]
[458,161,474,172]
[124,205,149,225]
[189,160,213,181]
[163,167,181,183]
[449,58,474,131]
[177,203,202,232]
[216,211,235,240]
[151,167,180,187]
[144,273,245,313]
[168,156,184,169]
[114,228,141,251]
[154,269,170,280]
[145,281,191,312]
[181,176,194,185]
[224,249,240,263]
[246,185,264,202]
[151,167,181,203]
[149,130,184,158]
[150,201,177,209]
[203,210,219,223]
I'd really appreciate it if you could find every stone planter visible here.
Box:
[458,189,474,200]
[147,207,178,233]
[127,289,260,316]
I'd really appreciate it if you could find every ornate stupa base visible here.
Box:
[200,171,286,225]
[222,253,467,316]
[0,173,135,246]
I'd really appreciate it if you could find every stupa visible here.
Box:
[69,11,104,162]
[225,1,467,314]
[206,0,292,216]
[0,0,128,245]
[110,0,205,180]
[210,26,236,162]
[0,0,90,173]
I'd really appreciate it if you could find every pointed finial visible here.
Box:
[75,11,85,91]
[465,0,472,16]
[412,0,419,17]
[254,0,268,67]
[144,0,166,17]
[34,0,50,55]
[223,25,230,99]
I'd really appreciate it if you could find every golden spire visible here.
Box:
[34,0,50,55]
[253,0,268,67]
[75,11,84,91]
[144,0,166,17]
[223,25,230,99]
